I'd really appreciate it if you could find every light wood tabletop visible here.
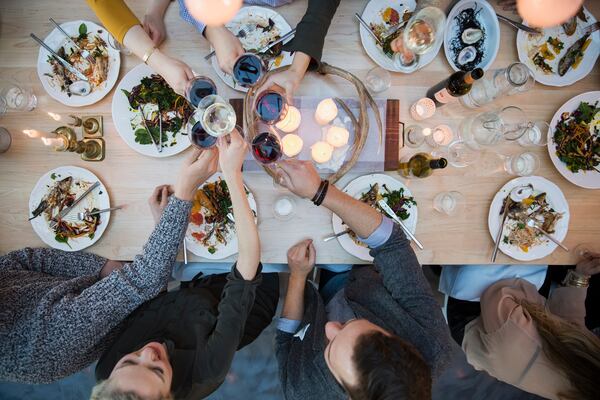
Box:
[0,0,598,265]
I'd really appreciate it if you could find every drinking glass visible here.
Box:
[255,90,288,125]
[185,76,217,108]
[447,141,480,167]
[425,125,454,148]
[504,152,540,176]
[0,79,37,114]
[461,106,528,147]
[433,191,464,216]
[518,121,549,147]
[404,125,426,148]
[250,130,283,165]
[107,34,132,55]
[232,53,266,88]
[197,95,236,137]
[365,67,391,93]
[0,127,12,154]
[402,6,446,55]
[188,108,217,149]
[573,243,600,259]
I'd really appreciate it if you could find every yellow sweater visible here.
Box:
[86,0,140,43]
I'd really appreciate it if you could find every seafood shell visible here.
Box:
[461,28,483,44]
[457,46,477,65]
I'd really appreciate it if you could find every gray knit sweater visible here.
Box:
[0,197,191,383]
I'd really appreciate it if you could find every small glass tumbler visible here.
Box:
[0,127,12,154]
[107,34,132,55]
[0,79,37,114]
[273,195,296,221]
[518,121,550,147]
[504,152,540,176]
[573,243,600,259]
[433,191,464,216]
[404,125,426,148]
[365,67,391,93]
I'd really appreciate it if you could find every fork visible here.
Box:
[63,206,122,222]
[204,28,248,61]
[49,18,96,65]
[496,14,541,34]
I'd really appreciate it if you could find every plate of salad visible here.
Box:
[332,173,418,261]
[112,63,195,157]
[547,91,600,189]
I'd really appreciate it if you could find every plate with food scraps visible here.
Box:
[186,173,257,259]
[444,0,499,71]
[29,166,111,252]
[516,7,599,87]
[547,91,600,189]
[332,173,418,262]
[488,176,569,261]
[358,0,441,73]
[112,63,194,157]
[211,6,293,92]
[36,20,120,107]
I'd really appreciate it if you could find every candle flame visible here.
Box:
[47,112,61,121]
[22,129,42,138]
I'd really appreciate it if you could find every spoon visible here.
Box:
[69,80,91,96]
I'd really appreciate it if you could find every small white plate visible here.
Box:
[444,0,500,71]
[185,173,257,259]
[36,20,120,107]
[112,63,192,158]
[211,6,293,92]
[516,8,599,87]
[488,176,570,261]
[547,90,600,189]
[332,173,418,262]
[29,166,111,252]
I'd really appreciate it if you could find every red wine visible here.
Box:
[426,68,484,107]
[190,121,217,148]
[252,132,282,164]
[255,91,287,124]
[186,77,217,107]
[233,54,265,88]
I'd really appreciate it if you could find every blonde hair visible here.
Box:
[89,380,174,400]
[520,300,600,400]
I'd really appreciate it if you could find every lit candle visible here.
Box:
[41,136,67,150]
[314,98,338,126]
[275,106,302,133]
[311,141,334,163]
[410,98,436,120]
[281,134,304,157]
[423,127,432,136]
[326,126,349,148]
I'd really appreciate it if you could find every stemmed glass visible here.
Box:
[248,129,283,165]
[185,76,217,107]
[402,6,446,55]
[232,53,266,88]
[197,95,236,138]
[447,141,480,167]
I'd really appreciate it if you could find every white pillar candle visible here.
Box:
[326,126,349,148]
[281,134,303,157]
[41,137,67,149]
[275,106,302,133]
[314,98,338,125]
[311,141,334,163]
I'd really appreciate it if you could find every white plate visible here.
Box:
[516,8,599,87]
[112,63,191,158]
[443,0,499,71]
[36,20,120,107]
[358,0,442,73]
[547,91,600,189]
[211,6,293,92]
[487,176,570,261]
[332,174,418,262]
[29,166,111,252]
[185,173,257,259]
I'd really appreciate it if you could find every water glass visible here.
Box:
[573,243,600,259]
[365,67,391,93]
[107,34,132,55]
[404,125,426,148]
[0,127,12,154]
[504,152,540,176]
[0,79,37,114]
[518,121,549,147]
[433,191,464,216]
[447,141,479,167]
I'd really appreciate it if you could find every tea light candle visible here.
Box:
[410,98,436,120]
[326,126,349,148]
[281,134,303,157]
[314,98,338,125]
[311,141,334,163]
[275,106,301,133]
[41,136,67,150]
[426,124,454,147]
[422,127,432,136]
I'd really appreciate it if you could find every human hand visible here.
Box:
[174,148,219,201]
[217,128,248,178]
[148,51,194,96]
[254,52,311,104]
[143,12,167,46]
[99,260,125,278]
[575,251,600,277]
[276,159,321,199]
[205,26,245,75]
[149,184,174,224]
[287,239,316,278]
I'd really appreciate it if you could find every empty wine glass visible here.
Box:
[447,141,480,167]
[518,121,550,147]
[504,151,540,176]
[402,6,446,55]
[365,67,391,93]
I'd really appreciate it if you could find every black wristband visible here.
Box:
[314,180,329,206]
[311,180,327,203]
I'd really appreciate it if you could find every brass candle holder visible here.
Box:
[52,126,105,161]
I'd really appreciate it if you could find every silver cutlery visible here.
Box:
[204,28,249,61]
[491,184,533,262]
[381,20,408,41]
[49,18,96,64]
[158,106,163,153]
[496,14,541,34]
[323,229,350,242]
[526,219,569,251]
[355,13,383,46]
[377,199,424,250]
[183,238,188,265]
[257,28,296,55]
[30,33,89,82]
[137,106,162,154]
[227,212,235,223]
[50,181,100,228]
[64,206,122,222]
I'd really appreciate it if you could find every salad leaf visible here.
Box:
[55,234,72,248]
[78,23,88,39]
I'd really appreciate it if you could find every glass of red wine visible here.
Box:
[185,76,217,108]
[255,90,288,125]
[250,130,283,165]
[232,53,266,88]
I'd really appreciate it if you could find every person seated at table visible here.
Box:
[0,148,218,383]
[90,129,279,400]
[273,159,453,400]
[462,252,600,400]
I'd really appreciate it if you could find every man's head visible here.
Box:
[324,319,432,400]
[90,342,173,400]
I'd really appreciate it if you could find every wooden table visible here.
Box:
[1,0,598,265]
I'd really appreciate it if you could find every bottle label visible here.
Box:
[434,88,457,104]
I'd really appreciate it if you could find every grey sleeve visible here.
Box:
[275,330,294,393]
[0,247,107,278]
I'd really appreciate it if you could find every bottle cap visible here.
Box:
[430,158,448,169]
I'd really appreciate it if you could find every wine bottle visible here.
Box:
[426,68,484,107]
[398,153,448,178]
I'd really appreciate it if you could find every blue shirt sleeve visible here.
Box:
[277,318,301,334]
[357,217,394,249]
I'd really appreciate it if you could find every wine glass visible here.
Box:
[0,79,37,114]
[185,76,217,107]
[402,6,446,55]
[249,130,283,165]
[188,108,217,149]
[197,95,236,138]
[433,191,465,216]
[447,141,480,167]
[255,89,288,125]
[232,53,266,88]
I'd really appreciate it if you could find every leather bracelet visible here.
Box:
[311,180,327,203]
[562,269,590,288]
[143,46,158,64]
[314,180,329,206]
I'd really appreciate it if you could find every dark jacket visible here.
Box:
[275,226,453,399]
[96,267,278,399]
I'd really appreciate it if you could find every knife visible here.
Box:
[50,181,100,228]
[491,197,511,262]
[30,33,89,82]
[323,229,351,242]
[377,199,424,250]
[138,106,161,153]
[355,13,384,46]
[257,28,296,55]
